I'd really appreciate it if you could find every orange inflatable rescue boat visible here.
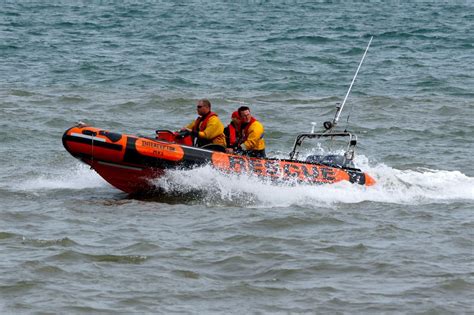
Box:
[63,38,377,195]
[62,122,375,195]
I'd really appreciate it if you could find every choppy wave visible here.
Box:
[1,2,473,314]
[21,236,78,247]
[45,250,148,264]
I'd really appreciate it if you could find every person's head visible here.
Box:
[231,111,240,125]
[197,99,211,116]
[238,106,252,123]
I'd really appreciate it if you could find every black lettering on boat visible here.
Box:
[229,155,248,172]
[264,160,280,177]
[312,166,320,181]
[249,159,265,175]
[321,167,336,181]
[283,163,301,178]
[141,140,176,152]
[301,164,318,182]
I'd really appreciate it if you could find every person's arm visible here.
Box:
[185,121,195,130]
[242,122,263,151]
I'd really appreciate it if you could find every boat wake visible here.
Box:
[150,155,474,207]
[11,159,473,206]
[11,163,109,192]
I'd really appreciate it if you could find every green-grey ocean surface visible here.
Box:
[1,2,473,314]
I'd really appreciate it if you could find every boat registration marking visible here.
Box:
[140,140,176,151]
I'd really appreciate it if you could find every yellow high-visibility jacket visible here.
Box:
[241,119,265,151]
[187,113,226,147]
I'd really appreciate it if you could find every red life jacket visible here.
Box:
[224,122,238,148]
[193,112,217,133]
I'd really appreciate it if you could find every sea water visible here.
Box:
[0,2,473,313]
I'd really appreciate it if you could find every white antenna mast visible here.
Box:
[331,36,373,129]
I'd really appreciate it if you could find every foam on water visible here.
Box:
[355,156,474,204]
[12,163,108,192]
[10,157,472,206]
[152,157,474,207]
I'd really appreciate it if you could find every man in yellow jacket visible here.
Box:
[227,106,266,158]
[183,99,226,148]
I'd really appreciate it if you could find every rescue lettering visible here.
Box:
[264,160,280,177]
[320,166,336,181]
[249,159,265,175]
[283,163,301,178]
[301,164,319,182]
[228,155,248,173]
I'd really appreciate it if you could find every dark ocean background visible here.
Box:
[1,1,473,314]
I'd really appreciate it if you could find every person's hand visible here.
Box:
[177,128,192,138]
[181,128,199,138]
[226,146,243,154]
[234,145,243,154]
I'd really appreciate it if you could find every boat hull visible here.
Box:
[62,124,375,194]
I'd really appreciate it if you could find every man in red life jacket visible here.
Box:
[182,99,226,148]
[226,106,266,158]
[224,111,241,149]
